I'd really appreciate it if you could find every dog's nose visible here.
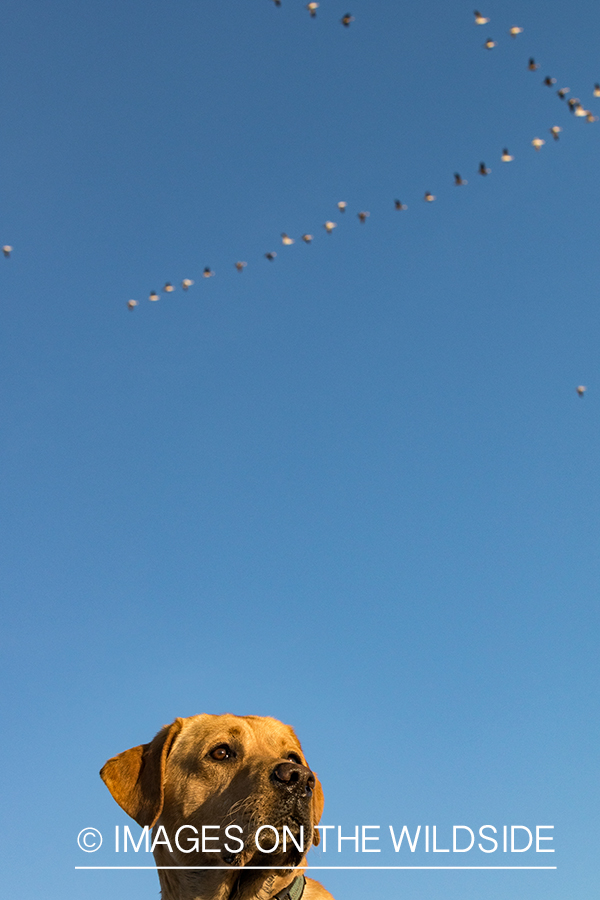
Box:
[272,761,315,795]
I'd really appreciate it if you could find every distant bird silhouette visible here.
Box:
[557,87,570,99]
[281,233,295,245]
[235,261,247,271]
[394,199,407,210]
[577,385,586,397]
[484,38,496,49]
[586,112,598,122]
[501,148,514,162]
[528,58,539,71]
[149,291,159,301]
[272,0,281,5]
[358,211,370,223]
[544,76,556,87]
[337,201,347,213]
[302,233,313,243]
[550,126,562,140]
[594,83,600,98]
[474,11,489,25]
[2,245,12,257]
[532,137,545,151]
[424,191,436,202]
[127,300,138,310]
[479,161,491,175]
[509,26,523,37]
[324,221,337,232]
[203,267,215,277]
[568,97,580,112]
[454,173,468,185]
[341,14,354,27]
[307,2,318,17]
[163,282,175,292]
[265,252,277,260]
[181,278,194,290]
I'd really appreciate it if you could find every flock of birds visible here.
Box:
[0,10,595,395]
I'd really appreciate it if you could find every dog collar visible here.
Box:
[273,874,305,900]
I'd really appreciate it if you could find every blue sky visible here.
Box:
[1,1,599,898]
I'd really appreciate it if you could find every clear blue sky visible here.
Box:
[1,2,598,899]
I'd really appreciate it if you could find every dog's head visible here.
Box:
[101,713,324,872]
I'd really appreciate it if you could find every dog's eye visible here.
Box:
[210,744,233,761]
[287,753,302,764]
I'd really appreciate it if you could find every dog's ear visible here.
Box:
[100,718,184,828]
[311,771,325,846]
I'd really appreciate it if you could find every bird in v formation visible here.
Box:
[140,116,576,309]
[0,6,582,394]
[0,0,593,395]
[79,8,595,325]
[139,45,598,303]
[136,108,596,306]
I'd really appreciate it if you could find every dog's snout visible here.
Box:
[272,761,315,795]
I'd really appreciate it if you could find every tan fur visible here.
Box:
[101,714,334,900]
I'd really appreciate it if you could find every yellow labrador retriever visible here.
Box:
[101,713,334,900]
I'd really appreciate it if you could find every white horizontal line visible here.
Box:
[75,865,557,870]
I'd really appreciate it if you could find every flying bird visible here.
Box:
[149,291,159,301]
[454,173,467,185]
[394,199,407,210]
[324,221,337,232]
[594,84,600,98]
[544,76,556,87]
[358,211,370,223]
[528,58,539,71]
[509,26,523,37]
[127,300,138,310]
[586,112,598,122]
[501,148,514,162]
[574,105,590,117]
[281,233,295,245]
[474,11,489,25]
[532,137,545,151]
[550,126,562,140]
[181,278,194,290]
[203,267,215,277]
[2,245,12,257]
[302,234,313,243]
[306,2,318,17]
[484,38,496,49]
[479,161,491,175]
[235,261,247,271]
[337,201,347,213]
[424,191,436,202]
[265,252,277,260]
[272,0,281,5]
[163,282,175,292]
[557,87,570,99]
[341,14,354,27]
[577,385,586,397]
